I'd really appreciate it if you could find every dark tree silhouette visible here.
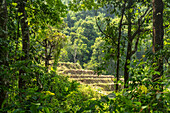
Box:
[18,0,30,96]
[152,0,164,81]
[0,0,8,112]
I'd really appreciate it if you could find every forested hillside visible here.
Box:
[0,0,169,112]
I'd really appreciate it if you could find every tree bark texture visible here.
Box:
[152,0,164,81]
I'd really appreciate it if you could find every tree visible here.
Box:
[60,15,100,67]
[70,0,152,89]
[0,0,68,105]
[0,0,8,111]
[122,1,152,88]
[116,1,126,91]
[152,0,164,82]
[17,0,30,96]
[36,26,66,72]
[15,0,67,92]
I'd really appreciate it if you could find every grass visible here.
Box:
[57,62,122,93]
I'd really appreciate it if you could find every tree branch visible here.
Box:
[139,7,151,20]
[95,18,112,39]
[132,7,152,40]
[131,28,150,55]
[116,0,126,91]
[131,8,152,55]
[95,17,117,46]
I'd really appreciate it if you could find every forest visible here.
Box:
[0,0,169,112]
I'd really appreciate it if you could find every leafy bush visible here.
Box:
[76,59,170,112]
[0,65,100,113]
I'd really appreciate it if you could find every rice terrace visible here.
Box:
[57,62,123,95]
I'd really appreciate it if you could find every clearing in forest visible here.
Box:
[57,62,123,95]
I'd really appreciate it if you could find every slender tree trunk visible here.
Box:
[116,28,121,91]
[116,1,126,91]
[152,1,164,110]
[152,0,164,82]
[18,0,30,96]
[19,0,29,60]
[124,41,132,88]
[0,0,8,111]
[124,0,132,88]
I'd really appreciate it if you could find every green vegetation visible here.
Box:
[0,0,169,113]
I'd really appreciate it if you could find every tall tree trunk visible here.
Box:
[152,0,164,81]
[18,0,30,96]
[116,1,126,91]
[0,0,8,111]
[124,41,132,88]
[152,1,164,110]
[124,0,132,88]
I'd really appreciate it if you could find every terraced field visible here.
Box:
[57,62,123,94]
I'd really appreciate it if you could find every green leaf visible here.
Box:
[12,3,17,7]
[142,105,148,109]
[134,102,142,106]
[153,103,158,106]
[34,103,41,106]
[44,107,50,113]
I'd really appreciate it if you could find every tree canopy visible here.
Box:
[0,0,169,112]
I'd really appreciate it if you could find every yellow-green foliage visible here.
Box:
[64,85,101,112]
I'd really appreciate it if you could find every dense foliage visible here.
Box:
[0,0,169,112]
